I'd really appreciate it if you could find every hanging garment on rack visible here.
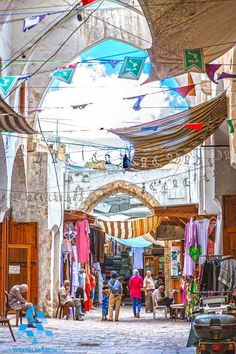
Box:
[75,219,90,263]
[90,227,105,263]
[71,245,79,297]
[215,212,223,256]
[64,221,76,241]
[219,257,236,291]
[183,218,197,276]
[195,218,210,266]
[132,247,144,269]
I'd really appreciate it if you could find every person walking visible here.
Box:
[129,269,143,318]
[144,270,155,312]
[108,271,123,322]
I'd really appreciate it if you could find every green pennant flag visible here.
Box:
[184,48,205,72]
[50,68,75,84]
[119,57,146,80]
[227,119,235,134]
[0,76,18,95]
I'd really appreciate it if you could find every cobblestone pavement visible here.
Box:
[0,307,195,354]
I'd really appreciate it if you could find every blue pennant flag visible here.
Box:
[119,57,146,80]
[0,76,18,95]
[23,14,47,32]
[133,95,145,111]
[108,60,122,68]
[50,68,75,84]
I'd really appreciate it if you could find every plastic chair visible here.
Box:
[55,292,75,320]
[152,293,167,319]
[4,290,23,327]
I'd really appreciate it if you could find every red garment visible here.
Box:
[129,275,143,299]
[75,219,90,263]
[84,282,91,312]
[89,273,96,290]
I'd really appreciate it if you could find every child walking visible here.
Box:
[101,284,109,321]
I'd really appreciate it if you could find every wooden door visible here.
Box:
[8,222,38,305]
[223,195,236,258]
[0,216,9,315]
[8,245,31,302]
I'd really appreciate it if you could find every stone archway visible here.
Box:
[80,180,159,214]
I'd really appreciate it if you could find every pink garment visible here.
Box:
[75,219,90,263]
[195,218,210,266]
[129,275,143,299]
[183,218,197,277]
[181,279,187,304]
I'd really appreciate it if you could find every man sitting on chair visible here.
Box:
[152,283,173,307]
[8,284,40,328]
[59,280,84,321]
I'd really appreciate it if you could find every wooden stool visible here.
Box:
[170,304,185,321]
[0,317,16,342]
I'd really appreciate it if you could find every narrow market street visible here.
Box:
[1,307,194,354]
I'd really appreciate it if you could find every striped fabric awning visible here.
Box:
[98,215,162,239]
[0,95,35,134]
[110,92,227,170]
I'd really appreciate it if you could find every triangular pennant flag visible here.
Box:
[187,73,196,96]
[71,103,92,110]
[50,68,75,84]
[59,63,77,70]
[0,76,18,95]
[23,14,47,32]
[227,119,234,133]
[119,57,146,80]
[173,84,195,98]
[133,95,145,111]
[185,123,203,131]
[184,48,205,72]
[108,60,122,69]
[218,72,236,80]
[205,63,222,84]
[82,0,96,5]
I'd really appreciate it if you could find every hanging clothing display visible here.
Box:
[219,257,236,292]
[200,257,221,292]
[75,219,90,263]
[132,247,144,269]
[183,218,197,277]
[195,218,210,266]
[90,227,105,263]
[71,244,79,297]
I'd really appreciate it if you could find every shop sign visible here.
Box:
[9,265,20,274]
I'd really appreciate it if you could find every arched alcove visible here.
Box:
[10,146,27,220]
[80,180,159,214]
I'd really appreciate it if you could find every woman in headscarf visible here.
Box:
[129,269,143,318]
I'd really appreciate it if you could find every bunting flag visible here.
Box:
[173,84,195,98]
[119,57,146,80]
[59,63,77,70]
[185,123,203,131]
[184,48,205,72]
[23,14,47,32]
[0,76,18,96]
[133,95,145,111]
[187,73,196,96]
[205,63,222,84]
[71,103,92,110]
[108,60,122,68]
[82,0,96,5]
[218,72,236,80]
[50,68,75,84]
[110,92,227,170]
[227,119,235,133]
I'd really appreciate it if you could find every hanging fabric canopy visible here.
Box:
[110,92,227,170]
[99,215,162,239]
[109,236,152,248]
[141,0,236,82]
[0,96,35,134]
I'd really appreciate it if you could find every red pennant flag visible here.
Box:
[187,73,196,96]
[173,84,195,98]
[205,63,221,84]
[82,0,96,5]
[185,123,203,131]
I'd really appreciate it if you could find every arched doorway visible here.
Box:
[80,180,159,214]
